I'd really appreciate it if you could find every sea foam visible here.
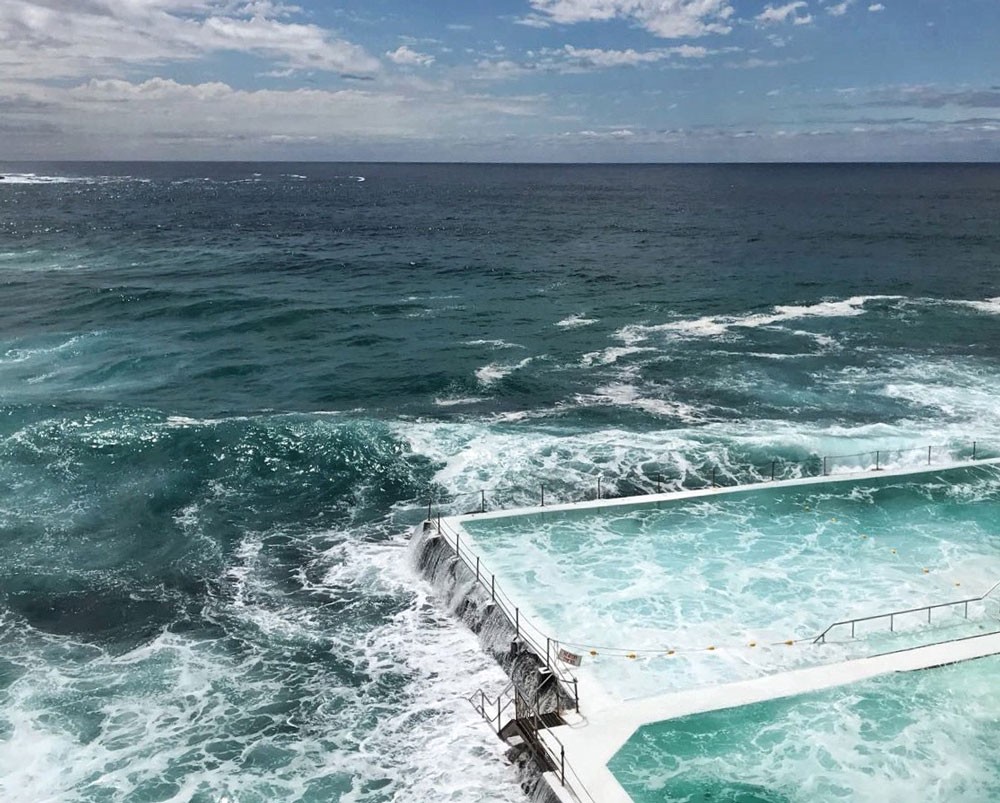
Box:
[557,313,598,328]
[616,295,905,344]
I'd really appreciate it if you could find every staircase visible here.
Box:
[470,680,567,775]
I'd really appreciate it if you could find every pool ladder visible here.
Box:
[813,579,1000,644]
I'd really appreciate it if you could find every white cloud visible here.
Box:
[562,46,667,67]
[672,44,711,58]
[756,1,811,25]
[513,14,552,28]
[559,44,709,67]
[0,75,548,159]
[572,128,636,138]
[727,55,812,69]
[0,0,380,80]
[471,58,533,80]
[868,3,884,10]
[528,0,735,38]
[854,85,1000,109]
[387,45,435,67]
[470,43,718,79]
[826,1,853,16]
[5,72,997,161]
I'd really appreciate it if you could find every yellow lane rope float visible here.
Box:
[560,634,819,659]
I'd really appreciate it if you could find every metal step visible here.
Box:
[498,711,564,741]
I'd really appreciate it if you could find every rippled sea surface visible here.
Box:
[1,162,1000,802]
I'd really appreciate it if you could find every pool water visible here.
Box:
[460,465,1000,699]
[607,653,1000,803]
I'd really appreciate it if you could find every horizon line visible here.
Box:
[3,159,1000,166]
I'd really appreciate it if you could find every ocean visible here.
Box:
[1,161,999,802]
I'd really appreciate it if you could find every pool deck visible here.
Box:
[439,458,1000,803]
[541,629,1000,803]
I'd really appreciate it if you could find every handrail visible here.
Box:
[468,682,515,729]
[813,579,1000,644]
[469,677,598,803]
[426,440,993,517]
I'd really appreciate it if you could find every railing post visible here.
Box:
[497,697,501,735]
[890,613,894,632]
[928,445,932,465]
[481,490,486,514]
[875,450,880,471]
[541,485,545,507]
[823,456,828,476]
[573,678,579,712]
[973,441,977,460]
[436,514,441,534]
[771,461,776,481]
[597,477,601,500]
[560,745,565,785]
[515,607,520,639]
[455,530,460,558]
[476,556,480,583]
[711,467,716,488]
[965,601,969,618]
[546,637,551,666]
[656,473,661,493]
[427,499,432,520]
[491,573,495,601]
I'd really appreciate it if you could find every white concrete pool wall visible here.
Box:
[439,458,1000,803]
[450,456,1000,527]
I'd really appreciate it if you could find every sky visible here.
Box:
[1,0,998,162]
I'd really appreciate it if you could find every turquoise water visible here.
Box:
[608,654,1000,803]
[462,465,1000,698]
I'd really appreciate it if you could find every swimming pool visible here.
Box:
[607,653,1000,803]
[459,464,1000,700]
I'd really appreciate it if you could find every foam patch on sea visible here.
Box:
[616,295,905,344]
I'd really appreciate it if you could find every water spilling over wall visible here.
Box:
[409,521,565,802]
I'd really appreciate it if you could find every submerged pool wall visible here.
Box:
[459,459,1000,533]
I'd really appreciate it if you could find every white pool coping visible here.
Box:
[440,458,1000,803]
[452,457,1000,526]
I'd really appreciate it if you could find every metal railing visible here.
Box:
[813,579,1000,644]
[469,679,597,803]
[470,682,515,734]
[426,440,992,518]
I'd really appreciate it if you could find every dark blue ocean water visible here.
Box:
[1,162,999,802]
